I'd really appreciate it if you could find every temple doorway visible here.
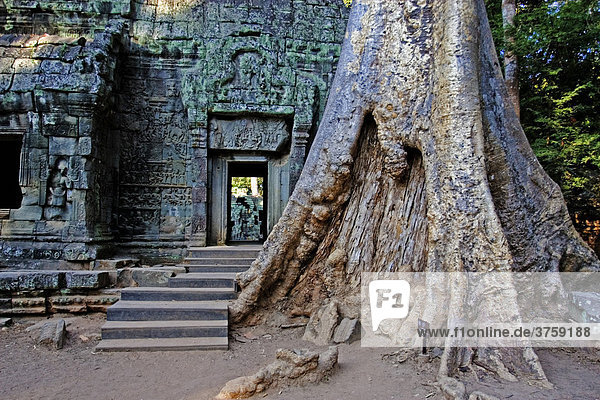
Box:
[227,162,267,243]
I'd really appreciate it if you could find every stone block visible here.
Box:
[48,295,87,313]
[0,58,14,74]
[78,136,92,155]
[65,271,109,289]
[78,117,94,136]
[116,268,134,288]
[131,267,176,287]
[40,59,71,75]
[0,298,11,315]
[332,318,359,344]
[11,297,46,314]
[0,273,20,291]
[49,137,78,155]
[0,74,12,92]
[9,206,43,221]
[85,291,120,312]
[10,73,38,92]
[38,319,67,349]
[18,271,66,290]
[94,258,139,271]
[64,243,96,261]
[0,220,35,236]
[13,58,40,74]
[6,90,34,110]
[303,301,339,346]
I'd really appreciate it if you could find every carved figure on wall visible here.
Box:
[47,158,72,207]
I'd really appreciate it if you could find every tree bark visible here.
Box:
[230,0,600,386]
[502,0,520,118]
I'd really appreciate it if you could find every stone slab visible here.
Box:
[48,295,87,313]
[17,271,66,290]
[332,318,359,344]
[11,297,46,314]
[65,271,110,289]
[0,273,20,291]
[93,258,140,271]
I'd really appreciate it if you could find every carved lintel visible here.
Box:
[208,117,290,152]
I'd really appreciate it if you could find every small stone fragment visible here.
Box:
[302,301,339,346]
[0,317,12,327]
[468,391,500,400]
[38,318,67,349]
[332,318,359,343]
[439,377,466,400]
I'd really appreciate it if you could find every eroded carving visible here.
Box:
[208,117,290,152]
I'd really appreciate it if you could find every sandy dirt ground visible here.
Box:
[1,314,599,400]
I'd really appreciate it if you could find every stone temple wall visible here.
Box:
[0,1,349,268]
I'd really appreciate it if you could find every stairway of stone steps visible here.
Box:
[96,245,260,352]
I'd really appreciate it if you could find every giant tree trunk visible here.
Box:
[231,0,600,388]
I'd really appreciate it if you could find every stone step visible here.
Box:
[184,257,255,266]
[101,320,228,339]
[188,247,260,259]
[185,265,249,273]
[168,273,237,289]
[121,287,236,301]
[106,300,228,321]
[95,337,228,352]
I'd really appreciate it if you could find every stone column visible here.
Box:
[187,109,208,247]
[289,122,311,194]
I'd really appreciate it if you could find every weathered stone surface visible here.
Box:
[130,267,183,287]
[48,295,87,313]
[0,298,11,315]
[332,318,359,344]
[38,319,67,349]
[0,317,12,327]
[65,271,109,289]
[93,258,140,271]
[84,290,120,312]
[302,301,339,346]
[0,0,348,267]
[9,206,43,221]
[116,268,134,288]
[17,271,65,290]
[216,347,338,399]
[11,297,46,314]
[208,117,290,152]
[0,273,20,291]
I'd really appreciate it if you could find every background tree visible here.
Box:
[232,0,600,390]
[487,0,600,229]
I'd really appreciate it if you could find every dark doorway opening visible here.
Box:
[0,135,23,209]
[227,162,267,243]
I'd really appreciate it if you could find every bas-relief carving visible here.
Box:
[44,158,73,220]
[208,117,290,152]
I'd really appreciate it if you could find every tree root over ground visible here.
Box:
[215,347,338,399]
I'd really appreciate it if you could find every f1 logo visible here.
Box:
[369,280,411,331]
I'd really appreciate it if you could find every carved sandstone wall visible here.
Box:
[0,1,349,268]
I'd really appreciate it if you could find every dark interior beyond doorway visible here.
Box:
[0,136,23,209]
[228,162,267,243]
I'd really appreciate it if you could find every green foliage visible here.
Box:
[486,0,600,218]
[231,177,264,197]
